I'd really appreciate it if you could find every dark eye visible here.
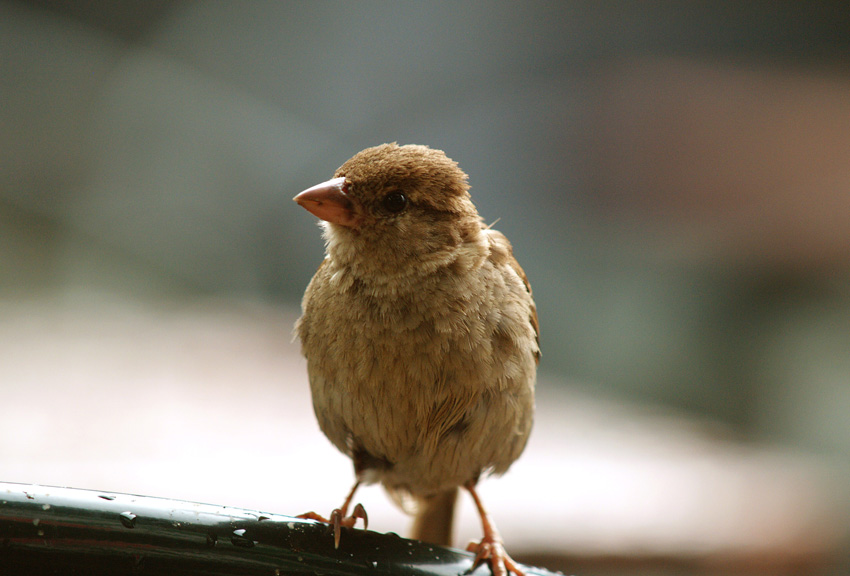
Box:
[381,191,408,214]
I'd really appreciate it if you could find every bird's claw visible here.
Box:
[330,502,368,548]
[298,503,368,549]
[352,503,368,529]
[465,535,525,576]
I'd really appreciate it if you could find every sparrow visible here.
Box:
[293,143,539,576]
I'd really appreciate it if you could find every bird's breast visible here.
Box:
[297,259,536,494]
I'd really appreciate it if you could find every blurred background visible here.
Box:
[2,1,850,574]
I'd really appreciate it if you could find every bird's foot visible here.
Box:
[463,481,525,576]
[465,533,525,576]
[297,503,368,548]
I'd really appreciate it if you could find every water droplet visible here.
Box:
[37,530,44,537]
[119,511,137,529]
[99,494,116,501]
[41,504,51,511]
[297,556,303,562]
[32,519,40,527]
[286,521,295,529]
[231,528,255,548]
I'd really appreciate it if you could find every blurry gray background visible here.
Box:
[3,1,850,575]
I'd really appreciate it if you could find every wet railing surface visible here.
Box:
[0,482,559,576]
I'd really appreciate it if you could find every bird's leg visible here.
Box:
[464,481,525,576]
[297,480,368,548]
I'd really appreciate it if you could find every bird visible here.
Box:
[293,143,539,576]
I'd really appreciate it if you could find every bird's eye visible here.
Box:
[381,191,408,214]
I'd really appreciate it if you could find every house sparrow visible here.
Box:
[293,143,539,576]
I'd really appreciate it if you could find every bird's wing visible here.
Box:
[484,228,540,364]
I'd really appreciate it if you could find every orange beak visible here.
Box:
[293,177,361,228]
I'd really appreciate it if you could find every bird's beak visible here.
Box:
[293,177,361,228]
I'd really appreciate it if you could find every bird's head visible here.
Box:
[294,143,485,279]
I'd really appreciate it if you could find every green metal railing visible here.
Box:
[0,482,559,575]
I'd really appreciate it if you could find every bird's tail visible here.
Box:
[408,487,458,546]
